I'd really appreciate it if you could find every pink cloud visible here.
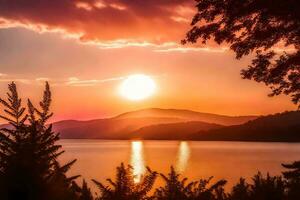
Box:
[0,0,194,45]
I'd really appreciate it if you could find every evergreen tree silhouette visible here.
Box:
[229,178,250,200]
[0,82,79,200]
[79,180,94,200]
[249,172,285,200]
[282,161,300,200]
[154,166,191,200]
[92,163,157,200]
[190,177,227,200]
[154,166,227,200]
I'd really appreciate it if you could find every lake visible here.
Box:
[59,140,300,191]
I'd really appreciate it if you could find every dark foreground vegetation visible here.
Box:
[1,83,300,200]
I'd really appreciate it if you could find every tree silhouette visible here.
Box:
[154,167,190,200]
[154,166,227,200]
[93,163,157,200]
[183,0,300,106]
[229,178,250,200]
[78,180,94,200]
[249,172,285,200]
[0,82,79,200]
[282,161,300,200]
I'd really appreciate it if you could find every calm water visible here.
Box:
[59,140,300,190]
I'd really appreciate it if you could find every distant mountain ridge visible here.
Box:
[1,108,299,141]
[115,108,257,125]
[53,117,185,139]
[193,111,300,142]
[132,121,224,140]
[52,108,257,139]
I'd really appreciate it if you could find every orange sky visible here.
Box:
[0,0,296,122]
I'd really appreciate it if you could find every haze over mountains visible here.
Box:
[52,108,256,139]
[115,108,256,125]
[1,108,299,141]
[133,110,300,141]
[194,111,300,142]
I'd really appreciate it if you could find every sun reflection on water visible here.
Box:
[130,141,145,183]
[176,141,190,172]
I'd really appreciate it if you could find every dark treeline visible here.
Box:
[1,82,300,200]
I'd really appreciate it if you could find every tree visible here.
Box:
[249,172,285,200]
[78,180,94,200]
[229,178,250,200]
[0,82,79,200]
[282,161,300,200]
[154,167,190,200]
[93,163,157,200]
[183,0,300,106]
[154,166,227,200]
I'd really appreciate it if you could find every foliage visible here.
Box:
[0,82,80,200]
[91,165,300,200]
[282,161,300,200]
[93,163,157,200]
[229,173,285,200]
[229,178,251,200]
[250,172,285,200]
[183,0,300,106]
[79,180,94,200]
[154,166,227,200]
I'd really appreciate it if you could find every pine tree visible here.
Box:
[0,82,31,199]
[191,177,227,200]
[154,166,191,200]
[79,180,94,200]
[154,167,227,200]
[282,161,300,200]
[93,163,157,200]
[249,172,285,200]
[0,82,79,200]
[229,178,250,200]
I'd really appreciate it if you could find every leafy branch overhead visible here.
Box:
[183,0,300,106]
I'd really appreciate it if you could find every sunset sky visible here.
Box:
[0,0,296,122]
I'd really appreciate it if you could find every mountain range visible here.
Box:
[52,108,256,139]
[1,108,299,142]
[193,111,300,142]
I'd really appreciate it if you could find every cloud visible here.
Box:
[36,77,50,81]
[0,74,127,86]
[0,78,31,84]
[81,39,176,49]
[0,0,195,48]
[65,76,125,86]
[154,46,229,53]
[109,3,127,10]
[0,72,167,87]
[170,16,190,23]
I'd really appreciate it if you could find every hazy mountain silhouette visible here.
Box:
[115,108,257,125]
[51,108,256,139]
[132,121,223,140]
[194,111,300,142]
[3,109,298,141]
[53,117,184,139]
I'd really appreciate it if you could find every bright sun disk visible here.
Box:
[120,74,156,101]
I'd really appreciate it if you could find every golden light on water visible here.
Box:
[176,141,190,172]
[130,141,145,183]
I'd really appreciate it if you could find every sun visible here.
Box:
[120,74,156,101]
